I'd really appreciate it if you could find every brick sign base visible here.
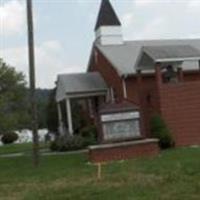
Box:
[88,138,160,163]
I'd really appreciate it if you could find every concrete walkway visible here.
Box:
[0,153,24,158]
[0,149,88,158]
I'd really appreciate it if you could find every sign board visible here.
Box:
[101,111,140,141]
[101,112,140,122]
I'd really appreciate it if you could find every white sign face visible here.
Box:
[103,120,140,140]
[101,112,140,122]
[101,111,141,141]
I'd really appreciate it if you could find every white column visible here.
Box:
[57,103,64,135]
[122,78,127,99]
[57,103,62,124]
[66,97,73,136]
[110,87,114,102]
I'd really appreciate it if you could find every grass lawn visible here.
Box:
[0,147,199,200]
[0,142,49,155]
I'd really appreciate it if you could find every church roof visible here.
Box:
[95,0,121,31]
[95,39,200,76]
[99,100,139,114]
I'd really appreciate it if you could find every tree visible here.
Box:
[35,89,51,129]
[46,88,58,133]
[0,58,30,134]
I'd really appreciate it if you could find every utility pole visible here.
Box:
[26,0,39,167]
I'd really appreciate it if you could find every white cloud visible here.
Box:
[134,0,158,7]
[0,40,83,88]
[122,0,200,40]
[136,18,166,39]
[188,0,200,7]
[0,0,26,36]
[122,13,133,28]
[187,0,200,12]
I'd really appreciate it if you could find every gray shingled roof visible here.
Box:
[95,39,200,75]
[56,72,108,102]
[143,45,200,62]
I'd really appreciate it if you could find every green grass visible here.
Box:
[0,147,200,200]
[0,142,48,155]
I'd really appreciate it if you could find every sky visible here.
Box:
[0,0,200,89]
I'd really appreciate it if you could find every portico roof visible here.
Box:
[143,45,200,63]
[56,72,108,102]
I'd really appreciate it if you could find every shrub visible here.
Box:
[50,135,85,152]
[150,114,174,149]
[1,132,18,144]
[49,140,59,151]
[50,125,98,152]
[80,125,97,146]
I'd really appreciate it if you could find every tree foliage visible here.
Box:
[1,131,19,144]
[35,89,51,129]
[0,58,30,134]
[46,88,58,132]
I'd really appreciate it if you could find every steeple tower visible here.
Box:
[95,0,123,45]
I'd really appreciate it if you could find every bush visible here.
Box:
[150,115,174,149]
[1,132,19,144]
[50,135,85,152]
[49,140,59,151]
[50,125,98,152]
[80,125,97,146]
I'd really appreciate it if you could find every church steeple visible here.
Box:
[95,0,123,46]
[95,0,121,31]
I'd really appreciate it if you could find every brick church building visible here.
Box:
[56,0,200,150]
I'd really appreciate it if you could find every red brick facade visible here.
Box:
[88,48,200,147]
[89,139,160,163]
[89,48,124,100]
[159,81,200,146]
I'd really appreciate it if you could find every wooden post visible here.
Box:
[97,163,102,180]
[26,0,39,167]
[57,103,64,135]
[57,103,62,124]
[66,97,73,136]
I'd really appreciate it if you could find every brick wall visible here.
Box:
[125,74,200,146]
[89,139,160,163]
[125,75,160,137]
[159,81,200,146]
[88,49,200,147]
[88,48,124,100]
[184,71,200,82]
